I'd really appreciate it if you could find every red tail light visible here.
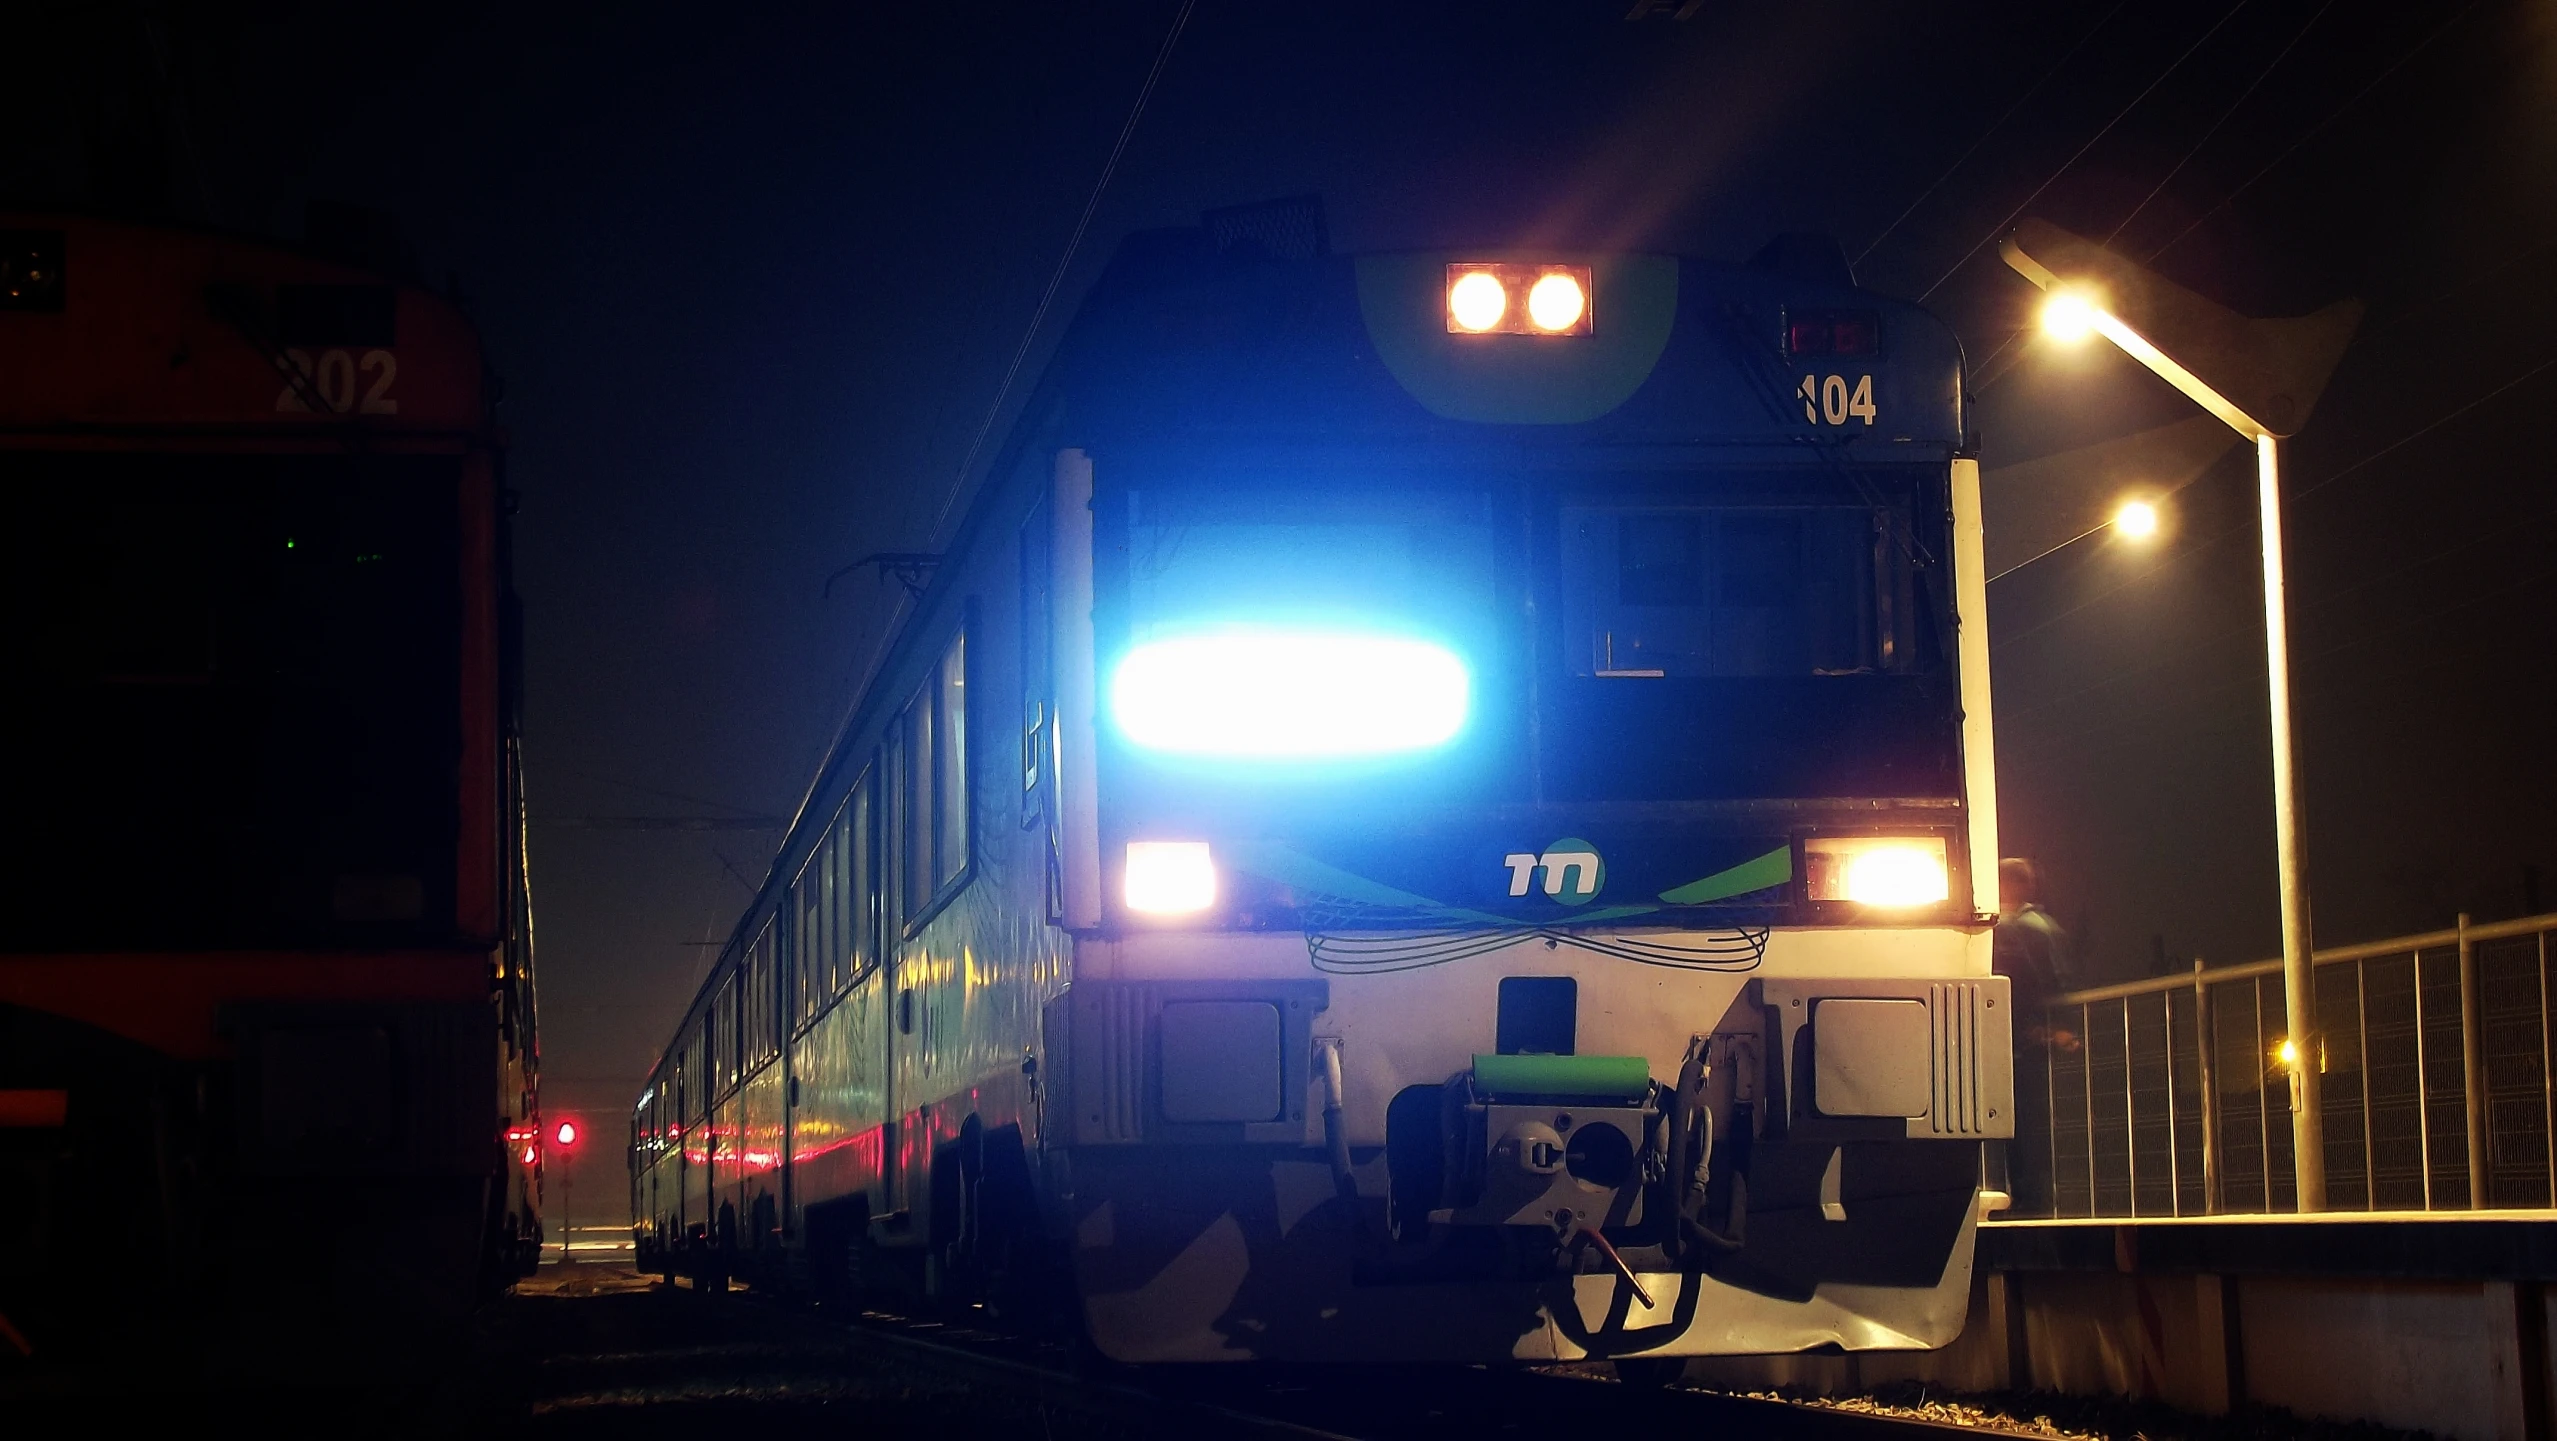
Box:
[1784,308,1879,357]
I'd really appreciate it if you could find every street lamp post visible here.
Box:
[2001,221,2361,1212]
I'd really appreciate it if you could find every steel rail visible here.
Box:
[756,1289,2055,1441]
[807,1305,1361,1441]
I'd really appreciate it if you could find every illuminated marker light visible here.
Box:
[1111,630,1470,758]
[1444,262,1594,336]
[555,1119,578,1147]
[2114,499,2160,539]
[1804,836,1951,908]
[1448,269,1508,332]
[2041,292,2100,344]
[1125,841,1217,915]
[1526,272,1586,332]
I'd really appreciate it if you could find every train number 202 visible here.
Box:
[274,348,399,415]
[1798,372,1875,427]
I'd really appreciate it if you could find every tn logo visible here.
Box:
[1502,837,1604,905]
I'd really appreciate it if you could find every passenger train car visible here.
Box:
[0,215,541,1357]
[632,203,2011,1367]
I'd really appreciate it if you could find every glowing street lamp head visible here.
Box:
[2041,291,2100,344]
[2113,499,2160,540]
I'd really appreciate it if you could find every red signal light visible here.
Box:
[1784,308,1880,358]
[555,1120,578,1147]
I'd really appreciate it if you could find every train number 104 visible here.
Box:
[1799,372,1876,427]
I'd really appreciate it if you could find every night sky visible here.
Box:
[7,1,2550,1205]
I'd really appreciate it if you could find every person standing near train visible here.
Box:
[1994,858,2074,1214]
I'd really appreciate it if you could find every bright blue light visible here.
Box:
[1111,629,1470,758]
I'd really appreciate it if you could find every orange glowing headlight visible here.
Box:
[1804,836,1950,908]
[1444,263,1594,336]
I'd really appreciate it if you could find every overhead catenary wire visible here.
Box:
[2146,0,2486,262]
[1997,508,2497,727]
[1994,477,2557,728]
[1999,559,2557,764]
[1852,0,2131,268]
[2291,356,2557,503]
[1916,1,2253,303]
[1991,359,2557,663]
[545,766,773,818]
[2102,0,2334,247]
[1974,24,2535,399]
[780,0,1198,881]
[922,0,1195,549]
[1988,516,2124,584]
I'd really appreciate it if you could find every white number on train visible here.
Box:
[1797,372,1875,427]
[274,348,400,415]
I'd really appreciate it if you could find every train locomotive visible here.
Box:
[632,202,2012,1367]
[0,215,541,1358]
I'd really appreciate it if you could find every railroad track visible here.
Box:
[782,1291,2051,1440]
[0,1268,2064,1438]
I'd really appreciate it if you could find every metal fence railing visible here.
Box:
[2014,912,2557,1217]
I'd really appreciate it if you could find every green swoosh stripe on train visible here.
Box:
[1656,844,1793,905]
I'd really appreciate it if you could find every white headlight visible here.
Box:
[1110,629,1469,759]
[1125,841,1217,915]
[1804,837,1950,908]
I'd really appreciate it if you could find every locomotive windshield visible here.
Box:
[1094,462,1961,923]
[1559,501,1907,678]
[0,451,464,949]
[1101,464,1953,801]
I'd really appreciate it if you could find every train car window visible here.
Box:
[828,795,852,994]
[849,767,877,982]
[1559,504,1895,678]
[716,972,732,1086]
[935,633,969,890]
[814,823,839,1005]
[705,986,726,1097]
[892,631,973,927]
[884,727,907,928]
[748,921,776,1065]
[766,926,781,1059]
[744,937,760,1066]
[728,965,748,1086]
[793,839,821,1025]
[1019,500,1053,831]
[766,926,781,1058]
[902,696,933,919]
